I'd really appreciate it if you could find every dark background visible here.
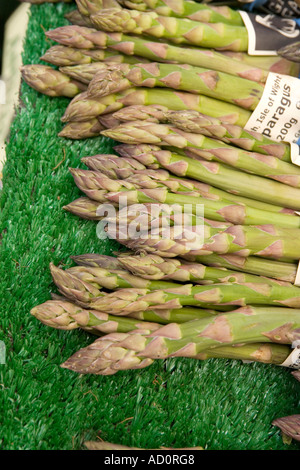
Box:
[0,0,20,74]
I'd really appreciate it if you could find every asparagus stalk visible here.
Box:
[107,220,300,262]
[62,88,251,125]
[220,50,300,77]
[45,26,268,82]
[76,0,121,16]
[63,334,293,375]
[63,196,104,218]
[58,119,104,139]
[82,153,295,214]
[87,62,265,111]
[65,9,95,28]
[41,45,149,67]
[31,299,162,334]
[49,263,241,312]
[61,306,300,374]
[87,8,249,51]
[183,253,298,284]
[21,65,87,98]
[69,167,300,228]
[115,253,297,287]
[66,264,184,290]
[60,63,110,85]
[84,277,300,312]
[71,252,298,289]
[114,146,300,211]
[102,122,300,189]
[164,110,291,162]
[272,415,300,442]
[117,0,244,26]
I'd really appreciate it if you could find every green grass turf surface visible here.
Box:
[0,2,299,451]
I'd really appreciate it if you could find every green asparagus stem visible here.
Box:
[62,88,251,125]
[87,62,264,111]
[117,0,244,26]
[272,415,300,442]
[183,253,297,284]
[62,334,293,375]
[45,26,268,82]
[114,146,300,210]
[164,110,291,162]
[107,219,300,261]
[49,263,240,312]
[87,8,249,51]
[102,122,300,189]
[69,167,300,228]
[83,277,300,313]
[61,306,300,374]
[115,253,297,287]
[82,153,295,214]
[31,298,162,334]
[220,50,300,77]
[67,264,184,290]
[21,65,87,98]
[41,45,149,67]
[58,119,104,139]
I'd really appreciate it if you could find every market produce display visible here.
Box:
[5,0,300,451]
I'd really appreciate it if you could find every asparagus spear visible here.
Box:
[63,196,104,218]
[76,0,120,16]
[21,65,87,98]
[220,50,300,77]
[66,264,184,290]
[164,110,291,162]
[115,253,297,287]
[69,167,300,228]
[114,146,300,210]
[61,306,300,374]
[87,8,249,51]
[31,299,162,334]
[49,263,242,312]
[183,253,297,284]
[63,334,293,375]
[58,119,104,139]
[41,45,149,67]
[60,63,110,85]
[272,415,300,442]
[102,122,300,189]
[82,153,295,214]
[62,88,251,125]
[65,9,95,28]
[117,0,244,26]
[71,252,298,290]
[45,26,268,82]
[107,221,300,262]
[87,62,265,111]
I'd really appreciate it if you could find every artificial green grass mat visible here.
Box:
[0,2,299,451]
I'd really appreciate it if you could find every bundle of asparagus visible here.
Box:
[24,0,300,446]
[20,0,300,140]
